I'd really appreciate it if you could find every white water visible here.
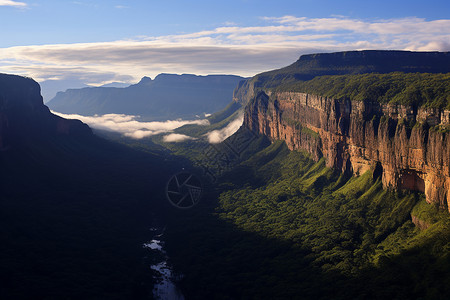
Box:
[143,239,163,251]
[144,229,185,300]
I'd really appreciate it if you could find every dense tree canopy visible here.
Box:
[277,72,450,109]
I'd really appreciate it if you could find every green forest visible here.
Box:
[164,138,450,299]
[277,73,450,109]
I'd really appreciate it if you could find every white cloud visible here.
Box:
[52,111,209,139]
[410,40,450,52]
[206,113,244,144]
[163,133,196,142]
[0,16,449,85]
[0,0,26,7]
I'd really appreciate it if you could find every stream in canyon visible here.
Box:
[144,228,185,300]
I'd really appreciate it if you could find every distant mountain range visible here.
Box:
[39,80,132,103]
[47,73,245,121]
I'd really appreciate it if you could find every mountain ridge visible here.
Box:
[233,50,450,105]
[48,73,245,121]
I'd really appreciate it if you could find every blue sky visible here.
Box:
[0,0,449,96]
[1,0,449,47]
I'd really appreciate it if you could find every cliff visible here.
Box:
[244,90,450,211]
[239,51,450,211]
[0,73,91,150]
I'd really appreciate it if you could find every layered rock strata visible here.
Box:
[244,91,450,211]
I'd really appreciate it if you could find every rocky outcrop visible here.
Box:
[411,215,431,230]
[0,73,91,149]
[244,91,450,211]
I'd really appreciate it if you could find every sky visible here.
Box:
[0,0,449,94]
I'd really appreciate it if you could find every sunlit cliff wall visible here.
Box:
[243,91,450,211]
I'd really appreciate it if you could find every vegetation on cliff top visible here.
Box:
[277,72,450,109]
[235,51,450,107]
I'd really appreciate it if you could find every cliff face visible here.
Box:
[244,91,450,211]
[0,73,91,149]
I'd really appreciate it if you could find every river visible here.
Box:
[144,229,185,300]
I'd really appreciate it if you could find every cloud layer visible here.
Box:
[53,110,244,144]
[163,133,196,143]
[1,16,449,85]
[52,111,209,139]
[206,114,244,144]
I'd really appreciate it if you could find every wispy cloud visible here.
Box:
[52,111,209,139]
[0,0,27,7]
[206,113,244,144]
[0,16,449,84]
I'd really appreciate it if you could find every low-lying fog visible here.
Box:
[53,111,244,144]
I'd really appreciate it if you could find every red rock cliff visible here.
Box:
[244,91,450,211]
